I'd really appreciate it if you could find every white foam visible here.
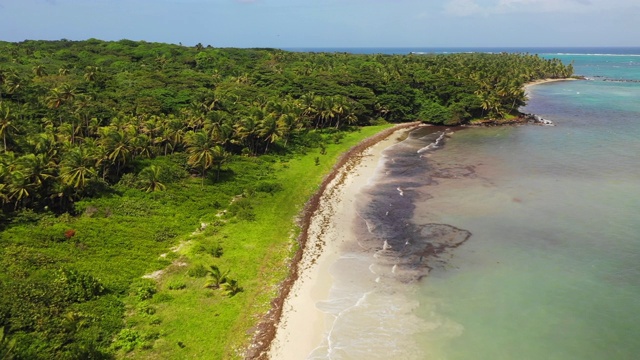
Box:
[417,132,446,154]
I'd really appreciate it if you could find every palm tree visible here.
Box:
[16,153,56,189]
[211,145,230,181]
[100,126,133,177]
[0,70,6,101]
[73,94,94,137]
[131,133,154,159]
[82,137,109,180]
[203,111,227,140]
[59,146,97,192]
[0,183,8,208]
[0,325,16,359]
[185,130,216,185]
[258,112,280,153]
[313,95,331,129]
[57,83,77,104]
[7,171,34,209]
[32,64,47,77]
[28,130,58,157]
[83,66,99,82]
[3,72,21,97]
[276,113,297,147]
[234,115,260,155]
[0,102,17,153]
[46,83,77,129]
[138,165,166,192]
[220,279,242,297]
[299,92,318,121]
[203,265,229,289]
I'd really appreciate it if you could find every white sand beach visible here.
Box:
[266,128,413,359]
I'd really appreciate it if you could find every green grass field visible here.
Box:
[68,125,388,359]
[121,125,392,359]
[1,125,392,359]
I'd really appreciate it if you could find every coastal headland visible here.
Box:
[250,78,577,359]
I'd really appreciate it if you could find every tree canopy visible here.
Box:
[0,39,572,215]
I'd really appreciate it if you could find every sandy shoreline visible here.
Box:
[246,122,420,359]
[246,77,579,359]
[524,77,578,95]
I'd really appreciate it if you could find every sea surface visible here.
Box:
[306,48,640,359]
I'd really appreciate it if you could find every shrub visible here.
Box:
[153,227,177,242]
[236,209,256,221]
[136,302,156,315]
[187,264,208,278]
[227,198,255,222]
[53,268,105,303]
[112,328,143,353]
[166,280,186,290]
[32,224,69,242]
[254,181,283,195]
[131,280,157,301]
[209,242,223,258]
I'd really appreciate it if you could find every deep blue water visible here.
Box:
[283,47,640,56]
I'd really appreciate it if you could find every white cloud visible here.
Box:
[444,0,639,16]
[444,0,485,16]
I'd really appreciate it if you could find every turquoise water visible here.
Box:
[412,53,640,359]
[308,50,640,359]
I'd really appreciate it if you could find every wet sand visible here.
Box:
[246,123,420,359]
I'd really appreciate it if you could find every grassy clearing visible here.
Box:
[0,125,391,359]
[111,125,393,359]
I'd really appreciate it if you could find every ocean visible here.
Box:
[305,48,640,359]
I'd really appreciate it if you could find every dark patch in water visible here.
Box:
[354,126,473,282]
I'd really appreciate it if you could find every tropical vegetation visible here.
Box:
[0,39,572,359]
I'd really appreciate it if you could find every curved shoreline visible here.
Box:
[245,122,421,359]
[524,77,578,95]
[245,78,575,358]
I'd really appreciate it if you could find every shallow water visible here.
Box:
[411,54,640,359]
[309,51,640,359]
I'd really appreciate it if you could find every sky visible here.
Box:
[0,0,638,48]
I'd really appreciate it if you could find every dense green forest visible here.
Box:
[0,39,572,359]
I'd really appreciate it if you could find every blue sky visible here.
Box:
[0,0,638,48]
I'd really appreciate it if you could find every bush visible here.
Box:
[10,209,44,225]
[136,302,156,315]
[187,264,208,278]
[112,328,143,353]
[131,280,157,301]
[331,132,345,144]
[254,181,283,195]
[166,280,186,290]
[153,227,177,242]
[209,242,223,258]
[32,224,69,242]
[53,268,105,303]
[116,173,137,188]
[227,198,255,222]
